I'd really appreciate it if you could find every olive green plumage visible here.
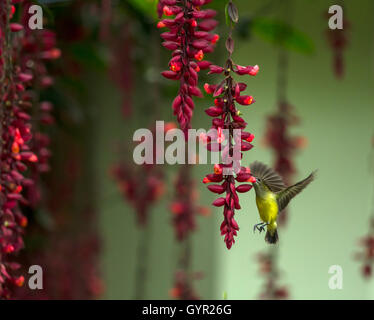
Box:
[250,161,316,244]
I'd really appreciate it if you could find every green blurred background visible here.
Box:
[86,0,374,299]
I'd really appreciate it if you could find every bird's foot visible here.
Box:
[253,222,268,233]
[258,224,267,233]
[253,223,262,233]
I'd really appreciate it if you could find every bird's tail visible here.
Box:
[265,229,278,244]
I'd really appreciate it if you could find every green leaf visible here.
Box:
[127,0,158,20]
[251,17,315,54]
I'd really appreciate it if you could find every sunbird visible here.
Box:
[250,161,315,244]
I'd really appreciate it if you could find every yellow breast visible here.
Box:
[256,192,279,225]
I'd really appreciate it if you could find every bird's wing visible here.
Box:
[276,171,316,212]
[250,161,285,192]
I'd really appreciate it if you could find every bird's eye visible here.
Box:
[257,178,261,182]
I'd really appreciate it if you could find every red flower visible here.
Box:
[194,50,204,61]
[236,95,254,106]
[362,264,372,278]
[208,64,224,74]
[10,23,23,32]
[234,64,259,76]
[14,276,25,287]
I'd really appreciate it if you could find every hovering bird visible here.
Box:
[250,161,315,244]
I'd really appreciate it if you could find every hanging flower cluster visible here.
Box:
[14,120,103,299]
[202,1,258,249]
[19,2,60,208]
[0,0,42,298]
[355,139,374,279]
[169,270,202,300]
[157,0,218,135]
[256,251,289,299]
[111,125,165,226]
[111,163,165,226]
[170,166,210,241]
[355,218,374,278]
[169,161,209,300]
[326,12,349,79]
[0,0,60,298]
[263,102,306,226]
[10,0,104,300]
